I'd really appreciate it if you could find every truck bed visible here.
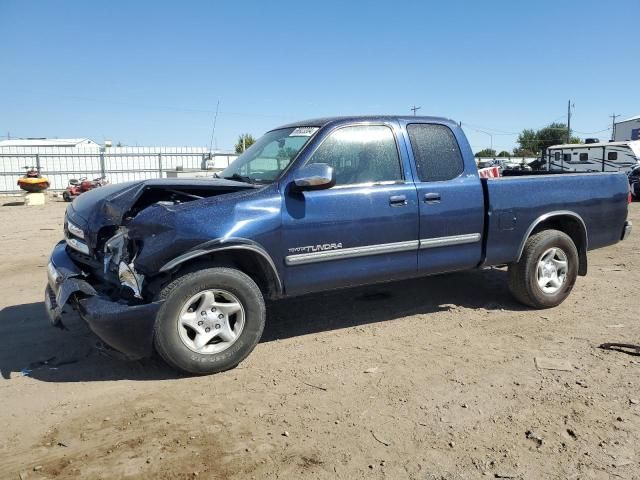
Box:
[481,172,629,267]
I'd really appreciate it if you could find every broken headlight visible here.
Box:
[118,261,144,299]
[104,231,144,299]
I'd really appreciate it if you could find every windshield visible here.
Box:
[219,127,318,184]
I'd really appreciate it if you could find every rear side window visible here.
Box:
[407,124,463,182]
[608,151,618,160]
[579,153,588,161]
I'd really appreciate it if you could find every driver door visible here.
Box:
[281,123,419,296]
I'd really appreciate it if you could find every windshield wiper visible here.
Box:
[223,173,255,184]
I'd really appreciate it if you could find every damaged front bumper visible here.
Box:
[45,241,163,360]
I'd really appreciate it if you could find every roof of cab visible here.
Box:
[274,115,456,130]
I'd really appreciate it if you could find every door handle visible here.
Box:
[424,192,441,203]
[389,195,407,206]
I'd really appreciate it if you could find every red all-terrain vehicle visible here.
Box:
[62,176,109,202]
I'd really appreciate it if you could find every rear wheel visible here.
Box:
[154,267,265,375]
[62,191,71,202]
[508,229,578,309]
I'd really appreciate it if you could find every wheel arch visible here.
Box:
[158,241,283,299]
[517,211,588,276]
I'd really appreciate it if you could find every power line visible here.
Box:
[573,127,611,135]
[6,88,295,119]
[460,122,518,135]
[462,113,569,136]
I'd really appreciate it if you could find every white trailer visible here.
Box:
[547,140,640,173]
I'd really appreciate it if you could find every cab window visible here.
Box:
[407,124,463,182]
[307,125,402,185]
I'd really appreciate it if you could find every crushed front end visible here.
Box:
[45,213,164,359]
[45,178,258,359]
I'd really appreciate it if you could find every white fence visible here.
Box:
[0,146,238,193]
[474,156,539,165]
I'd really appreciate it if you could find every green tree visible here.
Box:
[475,148,497,158]
[497,151,511,157]
[235,133,256,153]
[516,123,582,155]
[516,128,538,154]
[536,123,581,152]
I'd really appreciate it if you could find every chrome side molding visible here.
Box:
[285,240,419,266]
[419,233,481,249]
[285,233,482,266]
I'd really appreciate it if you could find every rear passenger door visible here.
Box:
[403,122,485,274]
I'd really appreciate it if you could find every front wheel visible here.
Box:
[154,267,265,375]
[508,230,578,309]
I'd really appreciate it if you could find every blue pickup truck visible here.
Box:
[45,116,633,374]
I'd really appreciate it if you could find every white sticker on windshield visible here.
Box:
[290,127,319,137]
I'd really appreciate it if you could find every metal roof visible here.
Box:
[617,115,640,123]
[0,138,98,148]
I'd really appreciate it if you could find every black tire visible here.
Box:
[62,191,71,202]
[153,267,265,375]
[508,229,578,309]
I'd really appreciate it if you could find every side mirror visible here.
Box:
[292,163,335,191]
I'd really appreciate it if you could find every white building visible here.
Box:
[0,138,100,149]
[613,115,640,141]
[0,138,238,193]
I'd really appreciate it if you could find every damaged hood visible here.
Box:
[66,177,256,248]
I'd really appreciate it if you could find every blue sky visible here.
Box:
[1,0,637,153]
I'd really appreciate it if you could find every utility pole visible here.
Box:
[609,113,620,141]
[208,100,220,152]
[410,105,421,116]
[242,135,246,152]
[566,100,572,143]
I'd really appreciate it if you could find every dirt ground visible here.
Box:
[0,196,638,480]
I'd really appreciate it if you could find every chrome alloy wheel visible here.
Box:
[536,247,568,294]
[177,289,245,354]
